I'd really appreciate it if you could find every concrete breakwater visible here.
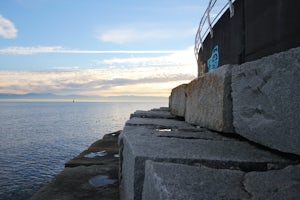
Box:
[120,47,300,200]
[30,131,121,200]
[120,108,300,200]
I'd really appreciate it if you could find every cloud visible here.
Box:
[0,46,64,55]
[0,46,197,96]
[98,28,138,44]
[0,65,196,96]
[0,15,18,39]
[96,46,196,68]
[0,46,180,55]
[96,25,194,44]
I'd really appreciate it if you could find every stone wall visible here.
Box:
[119,108,299,200]
[119,47,300,200]
[170,47,300,156]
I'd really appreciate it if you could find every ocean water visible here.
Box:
[0,102,166,200]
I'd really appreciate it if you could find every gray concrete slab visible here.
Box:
[152,128,234,141]
[130,110,175,119]
[169,84,187,117]
[150,107,169,112]
[120,124,294,200]
[185,65,234,133]
[244,164,300,200]
[125,117,198,130]
[142,161,249,200]
[65,131,120,167]
[232,47,300,155]
[143,161,300,200]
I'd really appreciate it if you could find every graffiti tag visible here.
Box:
[207,45,219,72]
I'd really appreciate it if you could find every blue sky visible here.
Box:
[0,0,210,98]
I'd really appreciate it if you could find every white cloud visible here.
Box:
[0,46,197,96]
[97,46,196,69]
[0,46,181,55]
[0,15,18,39]
[0,46,64,55]
[0,64,196,96]
[96,25,194,44]
[98,28,137,44]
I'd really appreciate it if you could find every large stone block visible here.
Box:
[185,65,234,132]
[143,161,300,200]
[130,109,175,119]
[232,47,300,155]
[169,84,187,117]
[244,164,300,200]
[119,109,293,200]
[142,161,248,200]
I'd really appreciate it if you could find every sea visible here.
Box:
[0,101,166,200]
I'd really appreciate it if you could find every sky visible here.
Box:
[0,0,211,99]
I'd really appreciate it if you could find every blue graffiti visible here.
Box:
[207,45,219,72]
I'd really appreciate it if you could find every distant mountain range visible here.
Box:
[0,93,168,102]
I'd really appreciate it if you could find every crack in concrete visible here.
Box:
[156,135,228,141]
[241,174,253,199]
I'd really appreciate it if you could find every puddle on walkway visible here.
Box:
[114,154,120,158]
[89,175,117,187]
[84,151,107,158]
[156,128,172,132]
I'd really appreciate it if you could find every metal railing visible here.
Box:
[194,0,235,61]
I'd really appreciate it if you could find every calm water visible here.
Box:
[0,102,166,200]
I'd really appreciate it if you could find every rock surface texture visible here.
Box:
[184,65,234,133]
[232,47,300,155]
[170,47,300,155]
[169,84,187,117]
[119,107,300,200]
[143,161,300,200]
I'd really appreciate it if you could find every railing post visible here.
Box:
[207,0,213,38]
[228,0,234,18]
[194,0,236,62]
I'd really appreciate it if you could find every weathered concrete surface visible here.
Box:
[65,131,120,167]
[30,165,119,200]
[120,110,295,200]
[125,117,197,130]
[152,127,234,141]
[31,132,120,200]
[143,161,300,200]
[232,47,300,155]
[130,109,175,120]
[169,84,187,117]
[244,164,300,200]
[142,161,249,200]
[185,65,234,133]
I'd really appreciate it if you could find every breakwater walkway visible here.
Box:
[119,107,300,200]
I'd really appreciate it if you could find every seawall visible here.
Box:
[120,47,300,200]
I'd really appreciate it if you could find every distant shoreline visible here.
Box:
[0,93,168,103]
[0,99,168,103]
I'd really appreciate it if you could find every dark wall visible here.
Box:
[197,0,300,76]
[245,0,300,61]
[198,0,244,76]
